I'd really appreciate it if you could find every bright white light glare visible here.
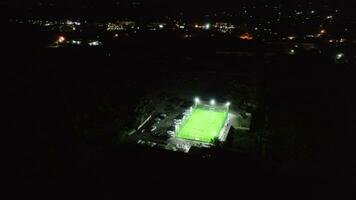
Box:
[205,23,211,30]
[159,24,164,29]
[71,40,81,45]
[210,99,216,105]
[336,53,344,59]
[89,41,100,46]
[226,102,231,106]
[194,97,200,103]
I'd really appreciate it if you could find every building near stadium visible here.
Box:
[176,98,231,144]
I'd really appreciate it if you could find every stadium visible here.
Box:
[176,98,231,144]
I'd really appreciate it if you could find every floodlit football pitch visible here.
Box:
[177,108,228,143]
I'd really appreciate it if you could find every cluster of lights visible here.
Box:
[328,38,347,43]
[58,36,66,43]
[193,23,211,30]
[71,40,81,45]
[88,41,102,46]
[107,23,125,31]
[240,33,253,40]
[194,97,231,107]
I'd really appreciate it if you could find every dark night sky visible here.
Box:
[1,0,354,8]
[0,0,355,19]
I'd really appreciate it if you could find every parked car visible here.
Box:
[150,126,157,132]
[157,132,170,140]
[159,113,167,119]
[175,113,184,120]
[181,100,192,108]
[167,126,175,132]
[183,110,191,116]
[167,131,175,136]
[174,119,182,125]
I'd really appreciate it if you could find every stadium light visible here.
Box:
[210,99,216,105]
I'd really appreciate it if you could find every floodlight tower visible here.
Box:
[194,97,200,108]
[226,102,231,112]
[210,99,216,105]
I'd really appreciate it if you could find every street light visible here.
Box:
[336,53,344,60]
[226,102,231,112]
[205,23,211,30]
[194,97,200,107]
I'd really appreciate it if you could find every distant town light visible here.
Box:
[159,24,164,29]
[58,36,66,43]
[205,23,211,30]
[336,53,344,60]
[88,41,101,46]
[240,33,253,40]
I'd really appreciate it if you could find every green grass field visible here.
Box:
[177,108,228,143]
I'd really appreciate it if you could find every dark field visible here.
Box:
[5,21,356,197]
